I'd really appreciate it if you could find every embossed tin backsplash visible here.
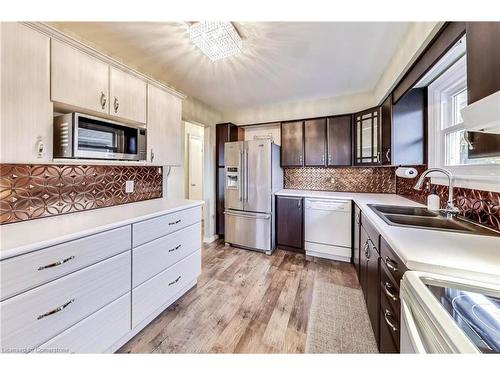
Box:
[284,167,397,193]
[284,165,499,231]
[397,165,500,231]
[0,164,163,225]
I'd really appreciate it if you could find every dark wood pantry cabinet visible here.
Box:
[327,115,352,166]
[276,196,304,253]
[281,121,304,167]
[304,118,327,166]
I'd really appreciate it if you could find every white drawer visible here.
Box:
[133,222,201,288]
[132,206,201,247]
[0,226,131,301]
[132,249,200,327]
[0,251,131,350]
[37,293,131,354]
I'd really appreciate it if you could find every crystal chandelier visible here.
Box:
[188,22,242,61]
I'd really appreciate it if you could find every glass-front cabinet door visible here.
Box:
[354,107,381,165]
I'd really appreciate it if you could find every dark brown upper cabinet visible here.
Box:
[466,22,500,104]
[281,121,304,167]
[327,115,352,166]
[304,118,327,166]
[392,88,426,165]
[354,107,381,165]
[380,96,392,165]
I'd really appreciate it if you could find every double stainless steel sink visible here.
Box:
[368,204,500,237]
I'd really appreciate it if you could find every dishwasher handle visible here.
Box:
[305,199,350,212]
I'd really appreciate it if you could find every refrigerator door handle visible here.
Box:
[224,210,271,220]
[245,150,249,202]
[238,150,243,202]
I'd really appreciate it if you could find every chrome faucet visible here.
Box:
[414,167,460,219]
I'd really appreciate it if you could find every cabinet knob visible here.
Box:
[100,92,107,109]
[114,97,119,113]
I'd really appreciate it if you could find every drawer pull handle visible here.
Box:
[168,276,181,286]
[37,299,75,320]
[384,257,398,273]
[384,282,399,302]
[384,309,398,332]
[38,256,75,271]
[168,244,182,253]
[168,219,181,226]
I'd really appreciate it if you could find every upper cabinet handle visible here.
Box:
[385,148,391,162]
[100,92,107,109]
[114,97,119,113]
[151,149,155,162]
[38,256,75,271]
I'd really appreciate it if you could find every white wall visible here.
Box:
[222,22,443,125]
[165,96,222,243]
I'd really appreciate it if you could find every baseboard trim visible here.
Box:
[305,250,351,263]
[203,235,217,243]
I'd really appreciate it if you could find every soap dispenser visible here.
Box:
[427,187,440,211]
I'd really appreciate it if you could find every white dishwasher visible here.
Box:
[304,198,351,262]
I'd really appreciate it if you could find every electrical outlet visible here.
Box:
[330,177,335,184]
[125,180,134,193]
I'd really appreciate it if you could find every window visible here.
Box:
[428,54,500,191]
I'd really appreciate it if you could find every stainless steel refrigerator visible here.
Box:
[224,139,283,254]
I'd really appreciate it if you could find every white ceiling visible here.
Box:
[48,22,411,112]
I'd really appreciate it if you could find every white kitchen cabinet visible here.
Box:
[147,84,183,165]
[38,293,131,354]
[0,251,131,350]
[0,22,53,163]
[110,67,147,124]
[51,39,110,115]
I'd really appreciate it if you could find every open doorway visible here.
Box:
[184,121,205,223]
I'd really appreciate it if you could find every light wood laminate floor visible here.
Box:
[118,240,359,353]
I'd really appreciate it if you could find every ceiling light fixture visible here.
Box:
[188,22,242,61]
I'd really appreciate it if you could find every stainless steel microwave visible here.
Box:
[53,113,147,161]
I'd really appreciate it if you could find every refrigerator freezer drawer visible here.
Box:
[225,211,272,252]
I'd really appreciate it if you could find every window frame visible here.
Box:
[427,55,500,192]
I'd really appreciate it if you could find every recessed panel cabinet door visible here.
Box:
[110,67,147,124]
[304,119,327,166]
[281,121,304,167]
[147,84,182,165]
[51,39,109,114]
[327,115,352,166]
[276,196,303,252]
[1,22,52,163]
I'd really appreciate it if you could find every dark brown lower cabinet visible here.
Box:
[276,196,304,252]
[353,204,361,278]
[359,223,380,342]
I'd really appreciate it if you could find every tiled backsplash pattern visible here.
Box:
[285,165,499,231]
[0,164,163,225]
[284,167,397,193]
[397,166,500,231]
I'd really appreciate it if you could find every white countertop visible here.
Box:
[276,189,500,284]
[0,198,203,260]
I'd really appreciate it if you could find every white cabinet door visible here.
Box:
[1,22,53,163]
[147,84,182,165]
[51,39,109,114]
[109,67,147,124]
